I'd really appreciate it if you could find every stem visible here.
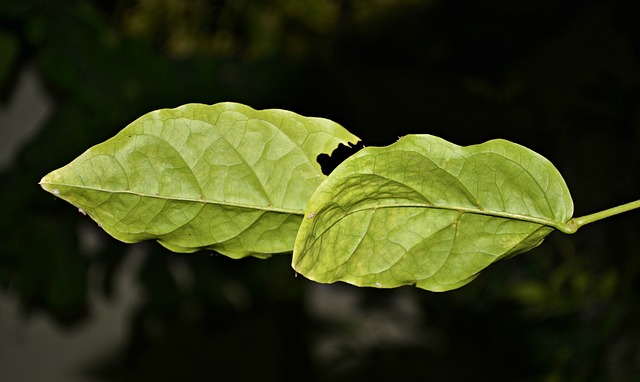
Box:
[560,199,640,234]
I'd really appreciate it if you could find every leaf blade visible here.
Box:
[293,135,572,291]
[40,102,360,258]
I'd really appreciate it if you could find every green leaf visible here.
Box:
[292,135,574,291]
[40,102,360,258]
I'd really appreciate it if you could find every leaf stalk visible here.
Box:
[561,199,640,234]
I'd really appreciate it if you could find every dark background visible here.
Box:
[1,1,640,381]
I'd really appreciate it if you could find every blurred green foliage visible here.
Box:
[1,0,640,380]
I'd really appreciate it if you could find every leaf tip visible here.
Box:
[39,173,57,194]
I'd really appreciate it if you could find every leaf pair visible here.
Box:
[41,102,576,291]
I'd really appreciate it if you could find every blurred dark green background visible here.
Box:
[1,1,639,381]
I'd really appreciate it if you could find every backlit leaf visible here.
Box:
[293,135,573,291]
[40,102,360,258]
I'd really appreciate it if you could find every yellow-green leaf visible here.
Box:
[40,102,360,258]
[293,135,573,291]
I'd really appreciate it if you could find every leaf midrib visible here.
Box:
[344,202,567,230]
[40,181,306,216]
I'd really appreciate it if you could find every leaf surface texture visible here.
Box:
[293,135,573,291]
[40,102,360,258]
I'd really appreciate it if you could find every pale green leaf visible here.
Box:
[40,102,360,258]
[293,135,573,291]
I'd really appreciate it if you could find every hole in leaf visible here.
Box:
[317,141,365,175]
